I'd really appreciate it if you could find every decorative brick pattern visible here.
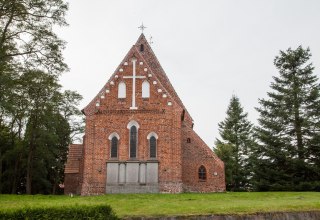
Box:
[64,34,225,195]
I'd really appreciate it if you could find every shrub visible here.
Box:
[0,205,119,220]
[294,181,320,192]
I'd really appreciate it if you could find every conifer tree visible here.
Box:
[215,95,255,191]
[254,46,320,191]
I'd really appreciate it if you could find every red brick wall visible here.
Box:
[182,124,225,192]
[64,144,83,195]
[74,34,225,195]
[80,54,184,195]
[64,173,81,195]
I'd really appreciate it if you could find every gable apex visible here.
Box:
[83,34,193,123]
[134,34,193,122]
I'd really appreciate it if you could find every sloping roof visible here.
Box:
[65,144,83,174]
[83,34,193,121]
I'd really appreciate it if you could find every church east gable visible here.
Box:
[64,33,225,195]
[84,41,178,116]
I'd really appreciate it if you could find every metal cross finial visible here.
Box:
[149,36,154,45]
[138,23,147,33]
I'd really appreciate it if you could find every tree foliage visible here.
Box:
[0,0,84,194]
[254,46,320,191]
[215,95,255,191]
[0,0,68,74]
[0,70,83,194]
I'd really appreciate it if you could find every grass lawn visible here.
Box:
[0,192,319,218]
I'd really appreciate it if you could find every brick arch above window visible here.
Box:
[108,132,120,140]
[147,132,158,140]
[127,120,140,129]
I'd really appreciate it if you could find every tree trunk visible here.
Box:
[52,179,57,195]
[11,152,22,194]
[293,84,304,160]
[26,142,34,194]
[294,111,304,159]
[0,150,2,193]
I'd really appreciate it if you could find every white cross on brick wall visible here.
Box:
[123,57,146,110]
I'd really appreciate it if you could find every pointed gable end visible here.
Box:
[65,33,226,195]
[83,34,193,125]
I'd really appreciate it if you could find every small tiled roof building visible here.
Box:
[64,34,225,195]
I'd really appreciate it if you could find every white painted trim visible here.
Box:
[108,132,120,140]
[147,132,158,140]
[127,120,140,129]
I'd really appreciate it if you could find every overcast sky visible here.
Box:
[58,0,320,148]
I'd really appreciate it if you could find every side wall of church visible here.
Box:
[182,125,225,192]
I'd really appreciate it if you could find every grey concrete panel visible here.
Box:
[106,163,118,184]
[119,163,126,184]
[106,161,159,193]
[126,162,139,183]
[139,163,146,184]
[147,162,158,183]
[106,184,159,194]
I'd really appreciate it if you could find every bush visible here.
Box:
[294,181,320,192]
[0,205,119,220]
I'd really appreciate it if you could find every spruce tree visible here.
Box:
[254,46,320,191]
[215,95,255,191]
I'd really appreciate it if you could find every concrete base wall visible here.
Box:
[106,184,159,193]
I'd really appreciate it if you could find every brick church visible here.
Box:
[64,33,225,195]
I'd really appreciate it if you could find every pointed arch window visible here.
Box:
[198,165,207,181]
[111,137,118,158]
[150,137,156,158]
[130,126,137,158]
[108,132,120,158]
[147,132,158,159]
[118,82,126,98]
[142,81,150,98]
[127,120,140,159]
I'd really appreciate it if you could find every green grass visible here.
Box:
[0,192,320,218]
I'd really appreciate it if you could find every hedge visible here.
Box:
[0,205,119,220]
